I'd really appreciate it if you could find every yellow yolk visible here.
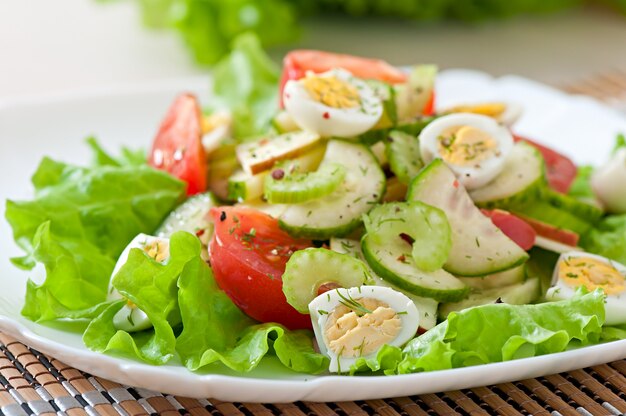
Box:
[448,103,507,119]
[142,240,169,263]
[302,74,361,109]
[559,257,625,295]
[438,125,499,166]
[324,298,401,358]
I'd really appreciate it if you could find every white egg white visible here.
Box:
[546,251,626,325]
[308,286,419,373]
[441,102,522,127]
[591,148,626,214]
[108,233,170,332]
[283,68,383,138]
[419,113,514,190]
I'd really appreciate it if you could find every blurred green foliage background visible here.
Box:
[123,0,626,65]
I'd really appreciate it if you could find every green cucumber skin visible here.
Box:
[361,237,469,302]
[282,248,369,314]
[458,264,526,290]
[539,188,603,223]
[385,130,424,185]
[408,159,529,277]
[278,140,386,240]
[470,142,546,209]
[438,277,540,319]
[329,237,440,330]
[512,202,591,235]
[227,171,265,202]
[363,201,452,273]
[358,117,435,146]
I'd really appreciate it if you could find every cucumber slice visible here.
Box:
[539,188,603,223]
[228,169,266,202]
[282,248,369,313]
[439,277,540,319]
[534,235,579,253]
[271,111,300,134]
[512,202,591,235]
[408,159,529,276]
[264,162,346,204]
[156,192,217,243]
[227,144,326,202]
[236,198,289,219]
[363,202,451,272]
[329,237,439,329]
[278,140,386,239]
[367,79,398,129]
[370,141,388,167]
[469,142,545,208]
[361,237,467,302]
[358,117,435,146]
[459,264,526,290]
[385,130,424,185]
[207,155,239,201]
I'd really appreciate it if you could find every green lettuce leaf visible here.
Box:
[581,214,626,265]
[176,251,328,373]
[84,231,328,372]
[396,290,605,374]
[83,231,199,364]
[567,165,594,200]
[5,149,185,322]
[211,33,280,139]
[86,137,146,167]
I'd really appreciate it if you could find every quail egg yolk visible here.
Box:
[302,73,361,109]
[324,298,401,358]
[559,257,625,295]
[447,103,507,119]
[141,240,169,263]
[438,125,499,166]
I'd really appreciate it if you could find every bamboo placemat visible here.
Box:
[0,332,624,415]
[3,76,626,415]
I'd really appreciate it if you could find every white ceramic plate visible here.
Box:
[0,71,625,403]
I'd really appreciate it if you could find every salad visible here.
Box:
[5,34,626,376]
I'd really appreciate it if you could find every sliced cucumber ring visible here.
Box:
[469,142,545,208]
[385,130,424,185]
[282,248,369,313]
[278,140,386,239]
[539,188,603,223]
[408,159,529,277]
[439,277,540,319]
[264,162,346,204]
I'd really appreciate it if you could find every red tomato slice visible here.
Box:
[208,206,313,330]
[518,215,580,247]
[148,94,207,195]
[279,50,408,107]
[481,209,536,251]
[513,135,577,194]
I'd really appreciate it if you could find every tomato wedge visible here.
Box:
[518,215,580,247]
[513,135,577,194]
[279,50,408,107]
[481,209,536,251]
[148,94,207,195]
[208,207,313,330]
